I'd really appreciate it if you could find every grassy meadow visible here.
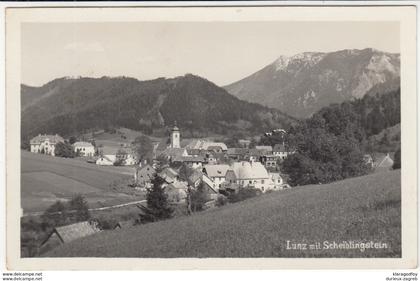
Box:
[45,170,401,258]
[21,150,140,213]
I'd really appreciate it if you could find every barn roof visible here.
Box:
[52,221,101,244]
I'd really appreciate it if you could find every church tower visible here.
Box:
[171,122,180,148]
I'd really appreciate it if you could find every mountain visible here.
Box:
[21,74,295,141]
[224,48,400,119]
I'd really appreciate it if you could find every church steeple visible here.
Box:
[171,121,180,148]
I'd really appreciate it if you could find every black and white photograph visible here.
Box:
[4,5,417,270]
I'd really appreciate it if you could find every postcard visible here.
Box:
[5,4,417,270]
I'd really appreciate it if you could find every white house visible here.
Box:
[96,155,116,165]
[30,134,64,156]
[225,161,271,193]
[202,164,230,190]
[73,141,95,157]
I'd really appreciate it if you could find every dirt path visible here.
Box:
[22,199,147,217]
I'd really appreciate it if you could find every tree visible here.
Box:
[393,148,401,169]
[282,107,369,186]
[68,136,77,145]
[189,182,209,212]
[54,141,75,158]
[132,135,153,164]
[41,200,69,228]
[178,164,195,182]
[137,175,173,223]
[68,194,90,222]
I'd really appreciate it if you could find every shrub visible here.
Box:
[228,187,259,203]
[68,194,90,222]
[95,216,118,230]
[215,194,228,207]
[54,141,75,158]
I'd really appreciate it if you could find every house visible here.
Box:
[159,167,180,184]
[96,146,119,165]
[73,141,95,157]
[227,148,248,161]
[165,181,189,204]
[206,145,225,154]
[159,147,188,162]
[363,154,374,168]
[135,164,156,187]
[246,148,263,162]
[224,161,271,193]
[186,139,228,152]
[374,153,394,173]
[96,155,116,165]
[186,170,219,202]
[204,152,217,165]
[115,148,138,166]
[30,134,64,156]
[269,172,284,189]
[172,155,206,169]
[202,164,230,190]
[273,143,290,159]
[186,148,202,157]
[39,221,101,254]
[238,139,251,148]
[255,145,273,154]
[260,154,278,169]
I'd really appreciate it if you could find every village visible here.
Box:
[25,121,398,256]
[28,124,294,201]
[25,124,308,254]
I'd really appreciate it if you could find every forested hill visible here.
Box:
[281,87,400,186]
[21,74,295,141]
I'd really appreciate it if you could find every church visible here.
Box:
[157,123,188,161]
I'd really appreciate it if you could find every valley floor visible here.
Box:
[21,150,142,213]
[45,170,401,258]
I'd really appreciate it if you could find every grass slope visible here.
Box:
[46,170,401,258]
[21,151,138,213]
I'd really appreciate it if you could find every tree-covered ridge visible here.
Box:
[282,88,400,186]
[21,75,295,141]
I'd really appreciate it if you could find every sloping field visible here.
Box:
[46,170,401,258]
[21,151,136,213]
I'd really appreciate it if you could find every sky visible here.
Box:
[21,22,399,87]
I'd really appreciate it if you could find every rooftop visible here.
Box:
[30,134,64,144]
